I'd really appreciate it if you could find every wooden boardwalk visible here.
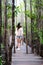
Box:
[11,42,43,65]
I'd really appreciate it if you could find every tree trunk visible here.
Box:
[24,0,28,54]
[0,0,2,55]
[4,0,9,65]
[30,0,34,53]
[35,0,42,55]
[8,0,15,64]
[4,0,15,65]
[36,0,41,30]
[12,0,15,53]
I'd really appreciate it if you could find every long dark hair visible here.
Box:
[17,23,22,30]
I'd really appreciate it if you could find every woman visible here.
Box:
[16,23,23,50]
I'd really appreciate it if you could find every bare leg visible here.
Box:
[17,38,21,49]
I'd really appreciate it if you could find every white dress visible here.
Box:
[15,27,23,47]
[15,27,23,38]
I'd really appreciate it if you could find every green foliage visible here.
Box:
[22,22,26,36]
[25,10,37,19]
[7,3,12,9]
[0,56,2,65]
[33,21,38,32]
[14,6,21,16]
[7,24,11,29]
[38,29,43,44]
[1,44,4,49]
[32,21,38,40]
[40,15,43,19]
[1,0,43,44]
[1,22,4,36]
[30,13,37,19]
[7,11,12,18]
[25,10,30,17]
[7,3,12,18]
[7,3,22,18]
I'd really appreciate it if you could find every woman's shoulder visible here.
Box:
[19,27,23,30]
[17,26,23,31]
